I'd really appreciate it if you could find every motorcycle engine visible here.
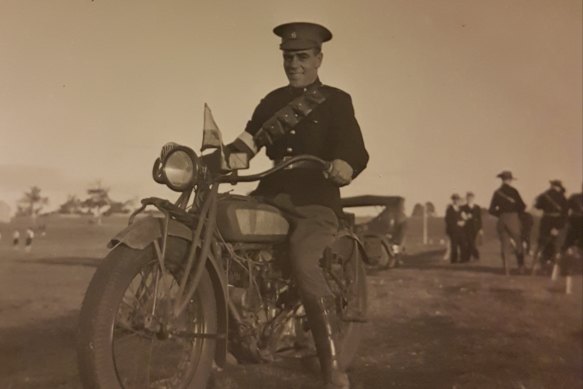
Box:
[226,247,299,362]
[227,249,284,315]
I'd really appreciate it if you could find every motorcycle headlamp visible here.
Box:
[152,144,200,192]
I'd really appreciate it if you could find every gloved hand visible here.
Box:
[325,159,353,186]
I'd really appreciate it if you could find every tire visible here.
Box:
[328,236,368,370]
[77,237,217,389]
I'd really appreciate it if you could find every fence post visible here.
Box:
[422,204,428,245]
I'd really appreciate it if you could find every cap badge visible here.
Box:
[290,31,297,39]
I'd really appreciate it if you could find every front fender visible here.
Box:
[108,215,229,367]
[108,216,192,250]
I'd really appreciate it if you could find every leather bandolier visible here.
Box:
[253,84,327,148]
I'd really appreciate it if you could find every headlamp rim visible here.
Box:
[158,145,199,192]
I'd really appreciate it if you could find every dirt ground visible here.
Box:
[0,218,581,389]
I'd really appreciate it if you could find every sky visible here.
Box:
[0,0,581,216]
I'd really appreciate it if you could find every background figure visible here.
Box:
[445,194,470,263]
[558,189,583,294]
[534,180,568,269]
[12,230,20,250]
[462,192,482,260]
[24,228,35,253]
[488,171,526,275]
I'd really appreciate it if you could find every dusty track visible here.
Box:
[0,237,581,388]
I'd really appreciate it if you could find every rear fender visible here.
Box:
[330,230,372,265]
[109,216,229,367]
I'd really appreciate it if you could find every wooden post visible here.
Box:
[422,204,428,245]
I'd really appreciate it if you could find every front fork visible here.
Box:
[128,184,219,320]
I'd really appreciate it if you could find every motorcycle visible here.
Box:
[76,119,369,388]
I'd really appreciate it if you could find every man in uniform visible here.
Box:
[462,191,482,260]
[445,194,470,263]
[559,187,583,293]
[533,180,568,270]
[224,22,368,388]
[488,171,527,274]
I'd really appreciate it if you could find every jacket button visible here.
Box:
[286,147,293,153]
[290,130,296,135]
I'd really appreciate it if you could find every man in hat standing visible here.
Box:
[488,171,527,274]
[462,192,483,260]
[558,186,582,293]
[445,194,470,263]
[533,180,568,272]
[222,22,368,388]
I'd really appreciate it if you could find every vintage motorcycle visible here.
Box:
[76,122,369,388]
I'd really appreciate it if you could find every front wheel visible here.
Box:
[325,235,368,370]
[77,238,217,389]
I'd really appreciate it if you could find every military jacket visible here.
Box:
[243,80,369,215]
[461,204,482,231]
[445,205,466,235]
[567,193,583,219]
[488,184,526,216]
[535,189,568,223]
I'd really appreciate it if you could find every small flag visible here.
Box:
[201,103,223,151]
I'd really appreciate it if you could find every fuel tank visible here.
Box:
[216,195,289,243]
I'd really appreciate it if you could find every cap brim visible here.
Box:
[280,39,321,50]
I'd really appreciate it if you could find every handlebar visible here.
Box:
[216,155,331,184]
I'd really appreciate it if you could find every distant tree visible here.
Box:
[411,203,424,217]
[411,202,437,217]
[103,198,136,216]
[17,186,49,223]
[58,195,84,215]
[425,202,436,217]
[82,181,112,224]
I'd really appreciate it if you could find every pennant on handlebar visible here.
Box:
[201,103,224,151]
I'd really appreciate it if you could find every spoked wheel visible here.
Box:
[322,235,368,370]
[77,238,217,389]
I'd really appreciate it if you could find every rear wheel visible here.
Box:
[328,236,368,370]
[77,238,217,389]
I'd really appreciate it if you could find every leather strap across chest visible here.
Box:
[253,85,327,148]
[495,189,516,204]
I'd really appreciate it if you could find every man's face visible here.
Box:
[282,49,322,88]
[466,195,474,204]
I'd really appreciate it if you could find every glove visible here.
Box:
[326,159,353,186]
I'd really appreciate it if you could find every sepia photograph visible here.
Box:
[0,1,581,388]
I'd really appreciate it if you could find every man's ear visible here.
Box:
[316,51,324,68]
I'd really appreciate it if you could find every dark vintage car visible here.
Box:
[341,195,407,269]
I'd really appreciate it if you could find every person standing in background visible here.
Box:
[557,187,582,294]
[533,180,568,273]
[462,192,483,261]
[445,194,470,263]
[24,228,35,253]
[12,230,20,250]
[488,171,527,275]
